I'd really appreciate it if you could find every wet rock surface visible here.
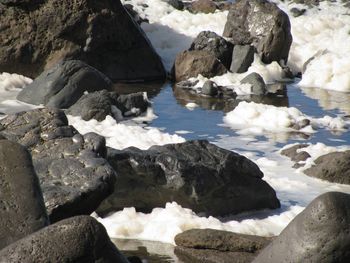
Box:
[0,108,116,222]
[223,0,292,64]
[17,60,112,109]
[67,90,149,121]
[0,0,165,82]
[0,140,48,250]
[304,150,350,184]
[0,216,130,263]
[253,192,350,263]
[97,140,280,217]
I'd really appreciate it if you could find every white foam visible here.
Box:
[68,115,185,150]
[223,101,348,136]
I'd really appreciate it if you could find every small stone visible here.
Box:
[202,80,218,96]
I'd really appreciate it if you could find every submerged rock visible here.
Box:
[223,0,292,64]
[0,216,130,263]
[174,229,272,263]
[0,108,116,223]
[17,60,112,109]
[67,90,149,121]
[0,140,48,250]
[174,50,227,81]
[253,192,350,262]
[304,150,350,184]
[97,140,280,217]
[0,0,165,81]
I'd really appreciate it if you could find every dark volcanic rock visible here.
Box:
[0,140,48,250]
[0,0,165,82]
[97,140,280,217]
[190,31,234,69]
[304,151,350,184]
[230,45,255,73]
[241,72,267,95]
[166,0,184,10]
[223,0,292,64]
[17,60,112,109]
[0,216,129,263]
[174,50,227,81]
[253,192,350,263]
[67,90,149,121]
[175,229,272,253]
[280,143,310,168]
[0,108,116,223]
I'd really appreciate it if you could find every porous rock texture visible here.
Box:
[0,140,48,250]
[0,108,116,222]
[223,0,292,64]
[0,0,165,81]
[0,216,130,263]
[97,140,280,217]
[253,192,350,263]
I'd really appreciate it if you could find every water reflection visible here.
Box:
[172,83,289,112]
[300,86,350,115]
[113,239,181,263]
[112,81,165,99]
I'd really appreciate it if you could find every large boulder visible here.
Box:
[0,0,165,82]
[97,140,280,216]
[304,151,350,184]
[174,50,227,82]
[0,140,48,250]
[175,229,272,263]
[17,60,112,109]
[253,192,350,263]
[0,216,129,263]
[230,45,255,73]
[0,108,116,223]
[223,0,292,64]
[189,31,234,69]
[66,90,149,121]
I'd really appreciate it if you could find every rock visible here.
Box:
[175,247,255,263]
[0,0,165,82]
[97,140,280,217]
[202,80,218,96]
[304,151,350,184]
[0,140,48,250]
[190,31,234,69]
[175,229,272,253]
[124,4,149,25]
[230,45,255,73]
[253,192,350,263]
[241,72,267,95]
[166,0,184,10]
[190,0,217,14]
[174,50,227,81]
[66,90,149,121]
[290,7,306,17]
[0,0,43,6]
[17,60,112,109]
[223,0,292,64]
[0,108,116,223]
[280,144,310,168]
[0,216,130,263]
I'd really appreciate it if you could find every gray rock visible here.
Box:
[0,0,165,82]
[190,31,234,69]
[280,144,310,168]
[0,140,48,250]
[223,0,292,64]
[290,7,306,17]
[175,229,272,253]
[253,192,350,263]
[174,50,227,81]
[202,80,218,96]
[97,140,280,217]
[304,151,350,184]
[66,90,149,121]
[166,0,184,10]
[241,72,267,95]
[0,108,116,223]
[17,60,112,109]
[230,45,255,73]
[0,216,130,263]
